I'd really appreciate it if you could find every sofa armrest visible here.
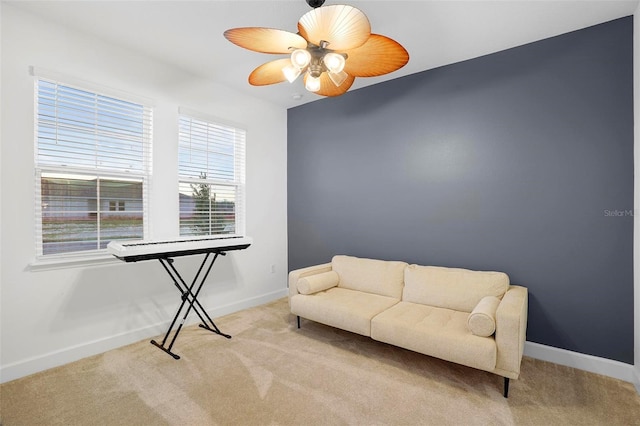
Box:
[288,263,333,301]
[494,285,528,378]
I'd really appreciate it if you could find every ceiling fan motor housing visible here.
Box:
[306,0,326,8]
[305,42,347,77]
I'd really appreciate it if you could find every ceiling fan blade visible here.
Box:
[298,5,371,51]
[249,58,293,86]
[224,27,307,54]
[305,72,356,97]
[343,34,409,77]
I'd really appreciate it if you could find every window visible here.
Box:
[109,201,126,212]
[35,77,152,257]
[178,113,246,237]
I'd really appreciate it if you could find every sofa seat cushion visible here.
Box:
[290,287,400,337]
[332,255,408,299]
[371,302,497,372]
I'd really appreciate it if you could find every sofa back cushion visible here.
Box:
[403,264,509,312]
[332,255,407,299]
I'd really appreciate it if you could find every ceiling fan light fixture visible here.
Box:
[323,52,346,73]
[291,48,311,69]
[328,70,348,87]
[305,74,321,92]
[283,64,302,83]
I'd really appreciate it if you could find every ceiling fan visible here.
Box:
[224,0,409,97]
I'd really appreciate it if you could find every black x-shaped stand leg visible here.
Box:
[150,251,231,359]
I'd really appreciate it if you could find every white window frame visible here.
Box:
[32,68,153,263]
[178,108,246,238]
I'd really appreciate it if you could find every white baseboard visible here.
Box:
[524,341,639,394]
[0,289,288,384]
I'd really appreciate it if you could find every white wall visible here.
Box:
[634,3,640,393]
[0,5,288,382]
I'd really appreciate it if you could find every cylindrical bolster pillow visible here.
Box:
[467,296,501,337]
[297,270,340,295]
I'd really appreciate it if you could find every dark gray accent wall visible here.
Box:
[287,17,634,363]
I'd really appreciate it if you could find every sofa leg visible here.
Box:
[503,377,510,398]
[297,316,300,329]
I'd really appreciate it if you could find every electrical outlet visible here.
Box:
[271,264,276,274]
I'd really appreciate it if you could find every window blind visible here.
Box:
[178,114,246,237]
[37,80,152,173]
[35,78,152,257]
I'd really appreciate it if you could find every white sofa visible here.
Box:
[288,255,528,397]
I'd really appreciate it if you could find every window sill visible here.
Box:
[28,252,122,272]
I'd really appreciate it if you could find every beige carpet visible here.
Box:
[1,298,639,425]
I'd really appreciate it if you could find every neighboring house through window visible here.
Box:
[178,111,246,237]
[34,74,152,257]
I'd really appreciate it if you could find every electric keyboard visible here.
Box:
[107,235,252,262]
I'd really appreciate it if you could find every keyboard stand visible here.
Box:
[150,251,231,360]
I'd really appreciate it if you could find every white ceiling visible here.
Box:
[7,0,639,108]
